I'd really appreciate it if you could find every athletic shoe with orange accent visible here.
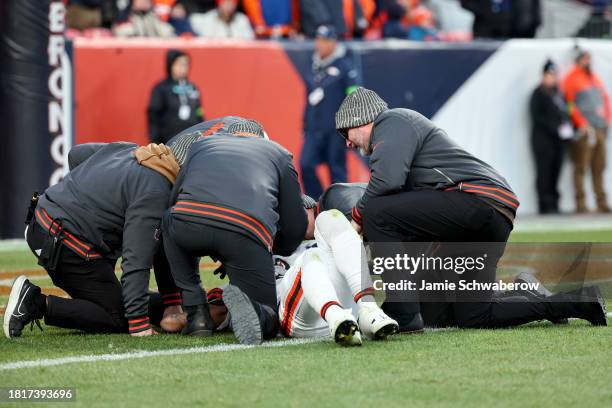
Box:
[358,303,399,340]
[4,276,44,339]
[328,309,362,346]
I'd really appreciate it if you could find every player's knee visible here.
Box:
[315,209,351,241]
[302,248,325,270]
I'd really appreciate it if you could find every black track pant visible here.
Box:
[531,134,564,213]
[26,220,174,333]
[363,190,596,328]
[162,214,277,310]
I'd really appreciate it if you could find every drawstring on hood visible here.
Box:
[134,143,180,184]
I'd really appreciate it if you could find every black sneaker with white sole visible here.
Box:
[3,275,44,339]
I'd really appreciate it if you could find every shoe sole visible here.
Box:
[334,320,361,346]
[223,285,263,345]
[373,321,400,340]
[3,275,27,339]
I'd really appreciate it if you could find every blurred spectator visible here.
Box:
[563,48,611,213]
[191,0,255,38]
[242,0,300,38]
[460,0,512,38]
[381,0,438,40]
[113,0,176,37]
[67,0,104,31]
[300,25,360,197]
[511,0,541,38]
[181,0,217,14]
[300,0,369,39]
[168,1,197,36]
[148,50,204,144]
[153,0,177,21]
[65,0,115,38]
[529,60,571,214]
[427,0,474,41]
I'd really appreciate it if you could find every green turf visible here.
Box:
[0,249,38,272]
[0,230,610,407]
[0,324,609,407]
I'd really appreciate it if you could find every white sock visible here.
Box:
[315,210,375,303]
[300,248,342,320]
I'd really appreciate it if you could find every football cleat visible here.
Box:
[328,309,362,346]
[358,303,400,340]
[3,275,44,339]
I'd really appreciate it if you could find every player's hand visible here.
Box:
[351,220,362,234]
[131,328,158,337]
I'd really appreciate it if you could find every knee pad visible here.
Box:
[314,210,352,244]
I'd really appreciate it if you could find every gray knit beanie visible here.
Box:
[168,131,199,166]
[302,194,317,210]
[228,119,266,139]
[335,87,388,131]
[169,119,268,166]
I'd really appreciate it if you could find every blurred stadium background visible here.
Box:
[1,0,612,240]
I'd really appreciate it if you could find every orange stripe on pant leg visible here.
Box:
[283,288,303,337]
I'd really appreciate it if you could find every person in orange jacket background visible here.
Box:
[563,48,611,213]
[242,0,300,38]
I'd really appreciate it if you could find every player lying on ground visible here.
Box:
[4,143,185,338]
[206,205,400,346]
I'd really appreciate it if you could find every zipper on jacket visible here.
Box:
[433,167,455,184]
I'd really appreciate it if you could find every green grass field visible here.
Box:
[0,230,610,407]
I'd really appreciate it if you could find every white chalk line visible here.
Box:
[0,338,327,371]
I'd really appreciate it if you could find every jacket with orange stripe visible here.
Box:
[562,65,611,130]
[351,109,519,226]
[167,115,247,146]
[36,142,172,321]
[166,116,254,165]
[171,133,307,255]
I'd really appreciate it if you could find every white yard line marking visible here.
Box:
[0,275,48,287]
[0,338,327,371]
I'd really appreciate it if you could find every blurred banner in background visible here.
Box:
[71,38,612,217]
[0,0,72,239]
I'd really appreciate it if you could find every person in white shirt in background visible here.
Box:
[190,0,255,39]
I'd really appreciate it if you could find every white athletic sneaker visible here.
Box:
[358,303,399,340]
[328,309,362,346]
